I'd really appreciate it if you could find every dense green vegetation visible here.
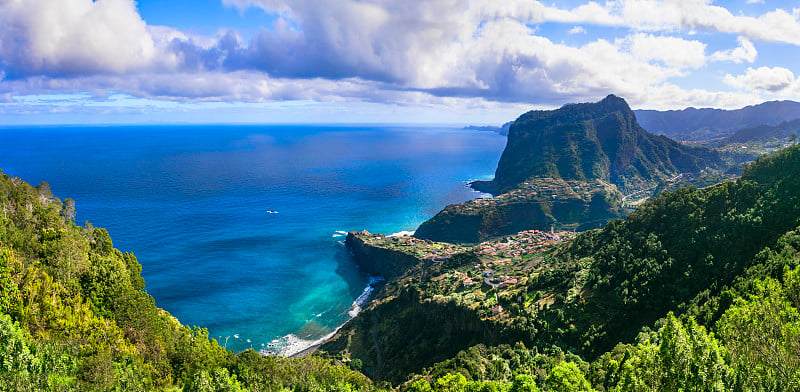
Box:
[325,143,800,390]
[417,95,724,244]
[483,95,722,194]
[416,179,623,244]
[539,143,800,356]
[0,169,374,391]
[3,120,800,391]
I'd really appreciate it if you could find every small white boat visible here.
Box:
[266,210,279,214]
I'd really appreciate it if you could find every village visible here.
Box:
[352,227,576,319]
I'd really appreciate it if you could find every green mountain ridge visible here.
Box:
[479,95,723,194]
[325,143,800,391]
[415,95,724,244]
[720,118,800,145]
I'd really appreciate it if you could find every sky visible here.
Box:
[1,0,800,124]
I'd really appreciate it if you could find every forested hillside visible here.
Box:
[326,143,800,391]
[3,144,800,391]
[0,170,373,391]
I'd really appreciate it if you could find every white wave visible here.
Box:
[332,233,343,237]
[267,319,355,357]
[335,230,348,234]
[272,325,345,357]
[349,276,385,316]
[262,276,386,358]
[387,230,415,237]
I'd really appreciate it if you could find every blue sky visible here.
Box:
[1,0,800,124]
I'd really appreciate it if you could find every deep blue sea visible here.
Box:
[0,125,505,353]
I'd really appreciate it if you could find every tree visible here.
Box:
[613,314,732,392]
[184,368,245,392]
[62,198,76,221]
[509,374,540,392]
[435,373,469,392]
[718,270,800,390]
[545,362,595,392]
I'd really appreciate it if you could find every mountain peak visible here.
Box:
[487,96,722,193]
[599,94,630,109]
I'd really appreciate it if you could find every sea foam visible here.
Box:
[266,276,386,357]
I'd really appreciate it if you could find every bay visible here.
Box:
[0,125,505,353]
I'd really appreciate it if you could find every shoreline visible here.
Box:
[281,181,491,358]
[272,275,386,358]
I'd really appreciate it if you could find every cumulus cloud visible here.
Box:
[623,33,707,69]
[568,26,587,34]
[0,0,797,112]
[0,0,159,77]
[724,66,796,93]
[616,0,800,45]
[710,37,757,63]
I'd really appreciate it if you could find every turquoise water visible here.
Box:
[0,125,505,353]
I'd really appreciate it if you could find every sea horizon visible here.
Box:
[0,124,505,354]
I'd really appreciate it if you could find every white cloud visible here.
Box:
[616,0,800,45]
[623,33,707,69]
[724,66,796,93]
[0,0,797,114]
[568,26,587,34]
[746,0,764,4]
[710,37,757,63]
[0,0,159,76]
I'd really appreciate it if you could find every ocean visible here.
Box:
[0,125,505,354]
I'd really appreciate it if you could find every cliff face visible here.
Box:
[486,95,722,194]
[418,95,724,244]
[345,231,422,280]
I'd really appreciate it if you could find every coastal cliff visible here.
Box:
[486,94,723,194]
[320,287,526,383]
[345,231,424,280]
[324,228,573,383]
[415,95,724,244]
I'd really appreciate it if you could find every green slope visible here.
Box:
[326,144,800,389]
[483,94,722,194]
[416,95,723,244]
[0,169,375,392]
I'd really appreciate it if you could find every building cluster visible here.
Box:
[476,229,568,258]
